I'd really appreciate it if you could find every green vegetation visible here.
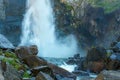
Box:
[87,0,120,13]
[65,4,74,11]
[2,58,22,70]
[22,71,31,78]
[4,51,17,58]
[0,49,26,70]
[0,49,3,55]
[0,49,31,79]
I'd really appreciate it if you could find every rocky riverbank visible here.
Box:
[0,34,120,80]
[0,34,76,80]
[66,36,120,80]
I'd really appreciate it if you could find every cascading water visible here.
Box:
[20,0,78,58]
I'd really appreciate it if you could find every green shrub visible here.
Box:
[23,71,31,78]
[4,51,17,58]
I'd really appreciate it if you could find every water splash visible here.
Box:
[60,62,77,72]
[20,0,78,58]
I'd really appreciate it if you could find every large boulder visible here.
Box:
[15,45,38,60]
[47,63,76,80]
[86,47,107,62]
[86,47,107,73]
[15,46,31,60]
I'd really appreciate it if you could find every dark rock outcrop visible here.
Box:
[86,47,107,62]
[53,0,120,50]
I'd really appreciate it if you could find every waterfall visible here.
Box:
[20,0,78,58]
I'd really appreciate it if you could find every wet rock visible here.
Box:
[107,60,120,70]
[110,41,117,47]
[86,47,107,62]
[56,74,75,80]
[74,54,80,59]
[31,66,55,79]
[72,70,89,76]
[88,61,104,73]
[117,36,120,42]
[80,77,95,80]
[110,53,120,61]
[96,70,120,80]
[112,42,120,52]
[0,34,14,49]
[74,57,87,71]
[66,54,81,65]
[23,55,47,68]
[35,71,54,80]
[47,63,76,80]
[86,47,107,73]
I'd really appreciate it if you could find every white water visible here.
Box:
[20,0,77,58]
[60,62,77,72]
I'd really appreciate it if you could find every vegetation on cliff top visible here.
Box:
[87,0,120,13]
[62,0,120,13]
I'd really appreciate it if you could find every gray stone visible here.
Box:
[0,34,14,49]
[3,63,22,80]
[96,70,120,80]
[35,72,54,80]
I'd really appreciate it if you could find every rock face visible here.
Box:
[53,0,120,49]
[0,0,26,46]
[0,34,14,49]
[0,0,5,20]
[0,0,120,49]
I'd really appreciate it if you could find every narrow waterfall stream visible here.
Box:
[20,0,78,58]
